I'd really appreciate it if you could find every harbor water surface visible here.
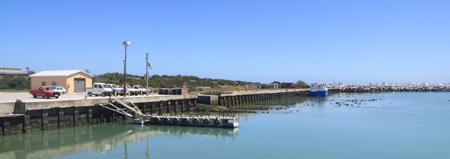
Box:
[1,92,450,159]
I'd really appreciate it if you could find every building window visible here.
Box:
[52,81,57,86]
[42,81,47,86]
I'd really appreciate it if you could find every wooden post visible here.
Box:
[230,97,234,107]
[0,117,4,135]
[159,101,163,115]
[167,101,171,114]
[187,100,191,111]
[41,110,47,130]
[2,118,8,135]
[58,108,64,127]
[142,103,147,113]
[100,107,105,123]
[112,110,116,121]
[250,95,254,104]
[181,100,184,112]
[225,97,229,107]
[231,97,233,106]
[87,108,93,124]
[22,114,28,133]
[237,96,241,106]
[174,101,178,114]
[150,102,154,114]
[73,106,78,125]
[258,94,262,104]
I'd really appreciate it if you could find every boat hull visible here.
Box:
[310,90,328,96]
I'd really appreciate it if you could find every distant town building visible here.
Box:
[263,83,279,89]
[30,70,94,94]
[0,67,29,79]
[281,83,294,88]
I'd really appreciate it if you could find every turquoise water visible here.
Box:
[1,92,450,159]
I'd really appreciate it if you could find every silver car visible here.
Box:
[133,85,149,95]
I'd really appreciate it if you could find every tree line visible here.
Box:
[0,72,308,91]
[0,76,30,90]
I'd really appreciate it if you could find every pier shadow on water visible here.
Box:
[0,122,238,159]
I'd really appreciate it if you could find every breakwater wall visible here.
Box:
[328,84,450,92]
[334,87,450,92]
[0,95,197,135]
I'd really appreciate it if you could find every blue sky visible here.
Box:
[1,0,449,83]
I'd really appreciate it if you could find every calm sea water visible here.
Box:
[1,92,450,159]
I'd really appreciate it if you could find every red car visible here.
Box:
[30,86,61,99]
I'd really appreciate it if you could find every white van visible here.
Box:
[124,85,140,96]
[107,84,124,96]
[86,83,113,97]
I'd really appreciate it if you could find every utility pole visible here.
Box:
[123,41,130,97]
[146,51,152,95]
[146,52,149,95]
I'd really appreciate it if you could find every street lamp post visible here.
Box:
[123,41,130,97]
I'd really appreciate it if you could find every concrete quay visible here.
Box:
[0,94,197,135]
[197,89,310,106]
[1,94,197,115]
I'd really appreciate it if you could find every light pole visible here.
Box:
[123,41,130,97]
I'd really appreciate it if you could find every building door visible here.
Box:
[74,78,86,93]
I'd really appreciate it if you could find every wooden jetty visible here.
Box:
[99,98,239,128]
[132,114,239,128]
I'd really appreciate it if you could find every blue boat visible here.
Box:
[310,84,328,96]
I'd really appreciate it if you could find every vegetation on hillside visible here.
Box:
[93,72,260,90]
[0,76,30,90]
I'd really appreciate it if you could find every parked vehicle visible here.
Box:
[51,86,67,94]
[133,85,148,95]
[124,85,140,96]
[107,84,124,96]
[86,83,113,97]
[30,86,61,99]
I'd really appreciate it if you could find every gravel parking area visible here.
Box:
[0,92,93,103]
